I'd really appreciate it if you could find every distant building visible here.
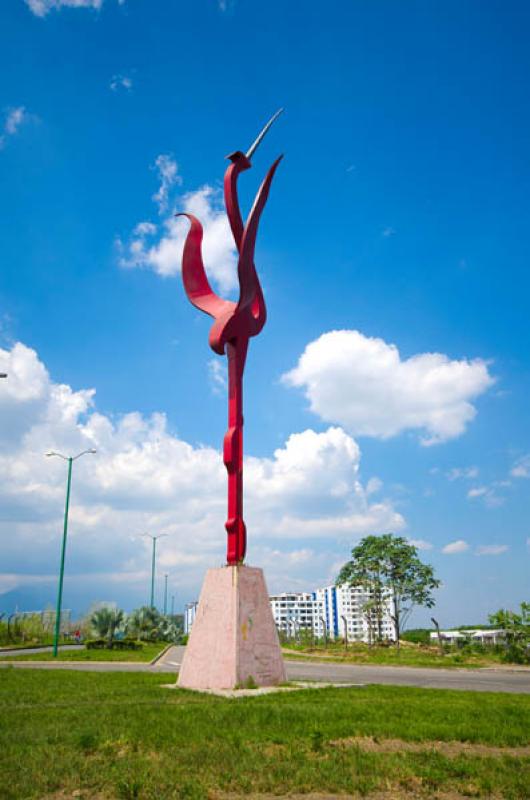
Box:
[185,582,395,643]
[314,585,395,642]
[269,592,324,638]
[430,628,506,646]
[184,601,198,635]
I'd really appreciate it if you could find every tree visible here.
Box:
[90,607,125,648]
[337,534,440,648]
[126,606,182,642]
[489,602,530,664]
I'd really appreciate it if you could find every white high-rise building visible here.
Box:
[185,583,395,643]
[269,592,324,638]
[315,584,395,642]
[269,585,395,643]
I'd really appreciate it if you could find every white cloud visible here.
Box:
[442,539,469,554]
[152,154,182,213]
[283,330,494,445]
[447,466,479,481]
[207,359,227,395]
[408,538,433,551]
[0,107,29,150]
[467,487,487,499]
[467,485,504,508]
[511,455,530,479]
[26,0,104,16]
[382,227,395,237]
[110,73,133,93]
[365,476,382,496]
[118,160,238,294]
[0,341,403,605]
[475,545,509,556]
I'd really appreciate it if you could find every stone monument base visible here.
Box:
[177,565,286,691]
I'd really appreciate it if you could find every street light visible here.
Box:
[163,573,169,616]
[141,533,167,609]
[46,448,96,656]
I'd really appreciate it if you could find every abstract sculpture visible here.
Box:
[179,109,283,565]
[176,112,286,690]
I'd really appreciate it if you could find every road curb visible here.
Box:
[150,643,173,666]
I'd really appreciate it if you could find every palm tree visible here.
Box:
[90,607,125,648]
[126,606,162,641]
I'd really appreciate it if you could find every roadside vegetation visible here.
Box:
[0,604,184,652]
[3,642,166,662]
[282,638,509,668]
[0,670,528,799]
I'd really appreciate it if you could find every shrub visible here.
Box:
[85,638,143,651]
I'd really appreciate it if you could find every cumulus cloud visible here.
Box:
[118,159,238,293]
[475,544,509,556]
[408,538,433,551]
[207,359,227,395]
[447,466,479,481]
[467,485,504,508]
[511,455,530,479]
[0,107,29,150]
[283,330,494,445]
[26,0,103,15]
[442,539,469,554]
[0,342,402,607]
[152,154,182,213]
[109,73,133,93]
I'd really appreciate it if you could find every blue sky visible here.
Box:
[0,0,529,626]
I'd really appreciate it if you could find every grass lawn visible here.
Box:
[0,670,529,799]
[3,643,166,663]
[282,641,510,669]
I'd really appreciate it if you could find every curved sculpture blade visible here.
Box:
[237,155,283,313]
[177,213,235,319]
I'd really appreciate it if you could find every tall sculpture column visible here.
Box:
[176,111,286,690]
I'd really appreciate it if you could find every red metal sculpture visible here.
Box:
[179,110,283,566]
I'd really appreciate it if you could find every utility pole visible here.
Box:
[46,449,96,656]
[142,534,167,609]
[163,574,169,615]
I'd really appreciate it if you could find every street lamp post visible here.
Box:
[163,573,169,616]
[46,449,96,657]
[170,594,175,617]
[142,534,167,609]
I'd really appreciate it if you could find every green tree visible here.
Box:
[337,534,440,648]
[126,606,182,642]
[126,606,164,641]
[90,607,125,648]
[489,602,530,664]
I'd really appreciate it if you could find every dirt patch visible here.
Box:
[329,736,530,758]
[218,792,495,800]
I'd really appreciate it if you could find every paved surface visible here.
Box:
[0,645,84,657]
[1,645,529,693]
[283,658,530,694]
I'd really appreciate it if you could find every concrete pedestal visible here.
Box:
[177,565,286,690]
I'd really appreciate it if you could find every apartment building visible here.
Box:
[185,583,395,643]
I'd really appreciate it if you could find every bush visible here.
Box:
[85,638,143,651]
[401,628,431,645]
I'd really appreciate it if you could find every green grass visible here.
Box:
[3,643,166,663]
[282,641,510,669]
[0,669,529,799]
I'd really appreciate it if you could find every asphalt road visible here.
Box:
[1,645,529,693]
[0,645,84,657]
